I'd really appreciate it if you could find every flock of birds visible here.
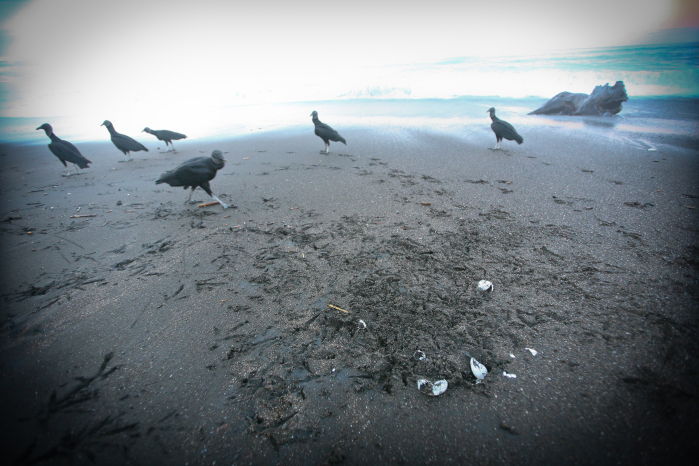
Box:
[35,108,523,209]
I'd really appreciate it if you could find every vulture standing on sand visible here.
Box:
[36,123,91,176]
[142,127,187,152]
[155,150,233,209]
[311,111,346,154]
[101,120,149,160]
[487,107,523,149]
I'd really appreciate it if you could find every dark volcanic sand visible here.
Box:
[1,124,698,465]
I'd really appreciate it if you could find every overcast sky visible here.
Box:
[0,0,697,123]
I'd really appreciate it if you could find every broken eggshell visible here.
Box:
[525,347,538,356]
[357,319,367,329]
[477,280,493,292]
[470,357,488,382]
[417,378,448,396]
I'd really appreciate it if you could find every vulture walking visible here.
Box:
[101,120,149,160]
[142,127,187,152]
[155,150,233,209]
[311,111,346,154]
[487,107,523,150]
[36,123,91,176]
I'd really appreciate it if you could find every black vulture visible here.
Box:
[486,107,523,149]
[36,123,91,176]
[142,127,187,152]
[101,120,149,160]
[155,150,233,209]
[310,111,346,154]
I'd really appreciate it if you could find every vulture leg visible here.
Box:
[201,181,233,209]
[210,193,233,210]
[63,166,72,177]
[186,187,200,204]
[73,163,80,175]
[169,141,176,152]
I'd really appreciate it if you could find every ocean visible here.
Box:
[1,42,697,147]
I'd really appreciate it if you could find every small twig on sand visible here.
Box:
[328,304,349,313]
[198,201,220,208]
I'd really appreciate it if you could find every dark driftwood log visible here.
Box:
[529,81,628,116]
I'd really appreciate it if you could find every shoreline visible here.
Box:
[1,124,698,464]
[3,95,698,149]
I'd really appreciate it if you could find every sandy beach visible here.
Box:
[1,119,698,464]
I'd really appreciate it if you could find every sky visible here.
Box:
[0,0,697,141]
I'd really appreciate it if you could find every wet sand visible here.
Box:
[1,123,698,465]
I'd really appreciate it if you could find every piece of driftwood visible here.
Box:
[529,81,628,116]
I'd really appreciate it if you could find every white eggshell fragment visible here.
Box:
[477,280,493,292]
[525,348,538,356]
[503,371,517,378]
[358,319,367,329]
[431,380,448,396]
[470,357,488,382]
[417,378,448,396]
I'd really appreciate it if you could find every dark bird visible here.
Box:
[36,123,91,176]
[310,111,346,154]
[142,127,187,152]
[101,120,149,160]
[486,107,523,150]
[155,150,233,209]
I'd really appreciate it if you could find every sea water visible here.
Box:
[1,42,697,146]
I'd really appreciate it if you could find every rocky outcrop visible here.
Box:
[529,81,628,116]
